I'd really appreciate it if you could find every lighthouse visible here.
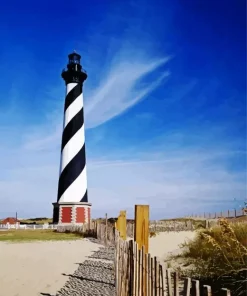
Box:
[52,52,91,225]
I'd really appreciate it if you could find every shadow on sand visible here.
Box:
[62,272,115,287]
[74,262,113,270]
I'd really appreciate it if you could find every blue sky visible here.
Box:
[0,0,246,219]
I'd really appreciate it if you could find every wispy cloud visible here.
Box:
[21,50,170,152]
[0,45,174,218]
[85,55,170,128]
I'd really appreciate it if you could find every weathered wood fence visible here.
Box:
[189,208,247,219]
[94,209,233,296]
[113,229,232,296]
[57,208,236,295]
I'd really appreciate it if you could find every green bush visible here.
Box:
[177,219,247,295]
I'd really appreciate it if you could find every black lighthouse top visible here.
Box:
[61,52,87,84]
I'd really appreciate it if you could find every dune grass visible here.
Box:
[175,219,247,295]
[0,229,82,242]
[19,218,53,224]
[0,217,53,224]
[160,217,194,221]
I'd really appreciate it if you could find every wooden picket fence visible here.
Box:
[114,229,232,296]
[189,208,247,220]
[62,217,235,296]
[56,215,243,296]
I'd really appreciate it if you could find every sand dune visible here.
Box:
[149,231,196,267]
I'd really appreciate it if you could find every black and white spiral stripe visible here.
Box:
[57,82,88,203]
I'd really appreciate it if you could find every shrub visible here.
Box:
[194,220,207,229]
[177,219,247,295]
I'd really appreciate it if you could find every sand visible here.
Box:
[0,239,100,296]
[149,231,196,267]
[0,232,196,296]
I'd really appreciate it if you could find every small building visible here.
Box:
[1,217,20,225]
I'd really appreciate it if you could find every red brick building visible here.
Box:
[1,217,20,225]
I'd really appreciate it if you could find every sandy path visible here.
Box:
[0,239,100,296]
[149,231,195,267]
[0,232,196,295]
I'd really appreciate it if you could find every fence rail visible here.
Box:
[0,223,58,230]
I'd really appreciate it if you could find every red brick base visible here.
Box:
[75,207,91,223]
[52,202,92,224]
[76,207,85,223]
[61,207,72,223]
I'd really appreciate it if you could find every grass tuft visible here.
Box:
[19,218,53,224]
[174,219,247,295]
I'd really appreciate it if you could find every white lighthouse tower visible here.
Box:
[52,52,91,225]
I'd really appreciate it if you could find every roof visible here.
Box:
[1,217,20,224]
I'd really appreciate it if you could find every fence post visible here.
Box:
[191,280,200,296]
[134,205,149,253]
[221,288,231,296]
[105,213,108,247]
[117,210,127,240]
[203,285,212,296]
[174,271,179,296]
[166,269,172,296]
[234,208,237,218]
[183,278,191,296]
[228,210,230,218]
